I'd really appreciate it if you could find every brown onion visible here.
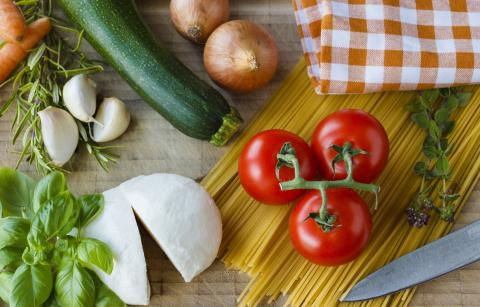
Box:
[170,0,229,44]
[204,20,278,93]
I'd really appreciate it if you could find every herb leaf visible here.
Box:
[411,112,430,129]
[456,92,472,106]
[0,1,111,174]
[32,172,67,213]
[428,120,441,140]
[0,247,24,270]
[0,168,36,218]
[435,155,450,176]
[43,293,61,307]
[0,271,13,304]
[444,96,459,111]
[0,217,30,249]
[77,238,114,274]
[10,263,53,307]
[55,260,95,307]
[91,272,126,307]
[29,192,78,245]
[422,89,440,104]
[434,107,449,124]
[77,194,104,229]
[413,161,427,176]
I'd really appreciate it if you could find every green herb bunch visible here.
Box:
[0,0,117,174]
[0,168,125,307]
[406,88,471,228]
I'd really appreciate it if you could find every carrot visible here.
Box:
[0,17,51,83]
[0,0,26,43]
[19,17,51,50]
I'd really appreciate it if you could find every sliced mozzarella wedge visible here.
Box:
[83,188,150,305]
[119,174,222,282]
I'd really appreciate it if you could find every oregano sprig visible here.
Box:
[406,88,471,227]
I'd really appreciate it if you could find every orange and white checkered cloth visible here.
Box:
[293,0,480,94]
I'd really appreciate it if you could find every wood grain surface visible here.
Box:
[0,0,479,306]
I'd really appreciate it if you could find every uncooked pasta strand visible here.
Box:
[202,58,480,307]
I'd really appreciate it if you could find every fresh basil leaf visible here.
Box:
[21,246,50,266]
[0,168,36,218]
[91,271,125,307]
[77,194,104,229]
[22,247,35,265]
[0,271,13,304]
[29,192,78,242]
[53,237,78,266]
[44,293,61,307]
[0,217,30,249]
[77,238,113,274]
[10,263,53,307]
[0,247,24,270]
[27,218,47,249]
[59,199,80,238]
[32,172,67,213]
[55,237,77,255]
[55,259,95,307]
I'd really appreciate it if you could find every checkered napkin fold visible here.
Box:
[293,0,480,94]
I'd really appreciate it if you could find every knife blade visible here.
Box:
[341,219,480,302]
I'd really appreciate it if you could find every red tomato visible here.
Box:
[311,109,389,183]
[238,129,317,205]
[289,189,372,266]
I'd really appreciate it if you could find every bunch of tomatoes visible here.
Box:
[238,109,389,266]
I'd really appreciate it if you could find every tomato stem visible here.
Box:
[277,142,379,231]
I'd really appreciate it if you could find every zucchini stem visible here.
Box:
[210,107,243,146]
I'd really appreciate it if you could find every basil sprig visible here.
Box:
[0,168,125,307]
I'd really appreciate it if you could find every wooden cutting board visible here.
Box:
[0,0,479,306]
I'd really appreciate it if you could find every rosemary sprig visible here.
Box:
[406,88,472,227]
[0,0,117,174]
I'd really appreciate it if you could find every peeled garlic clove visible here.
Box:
[38,106,79,167]
[93,97,131,143]
[63,74,97,122]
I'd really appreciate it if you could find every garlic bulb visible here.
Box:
[38,107,79,166]
[63,74,97,123]
[93,97,131,143]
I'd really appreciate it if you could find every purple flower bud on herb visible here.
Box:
[406,207,430,228]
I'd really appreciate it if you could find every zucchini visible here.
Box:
[57,0,242,146]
